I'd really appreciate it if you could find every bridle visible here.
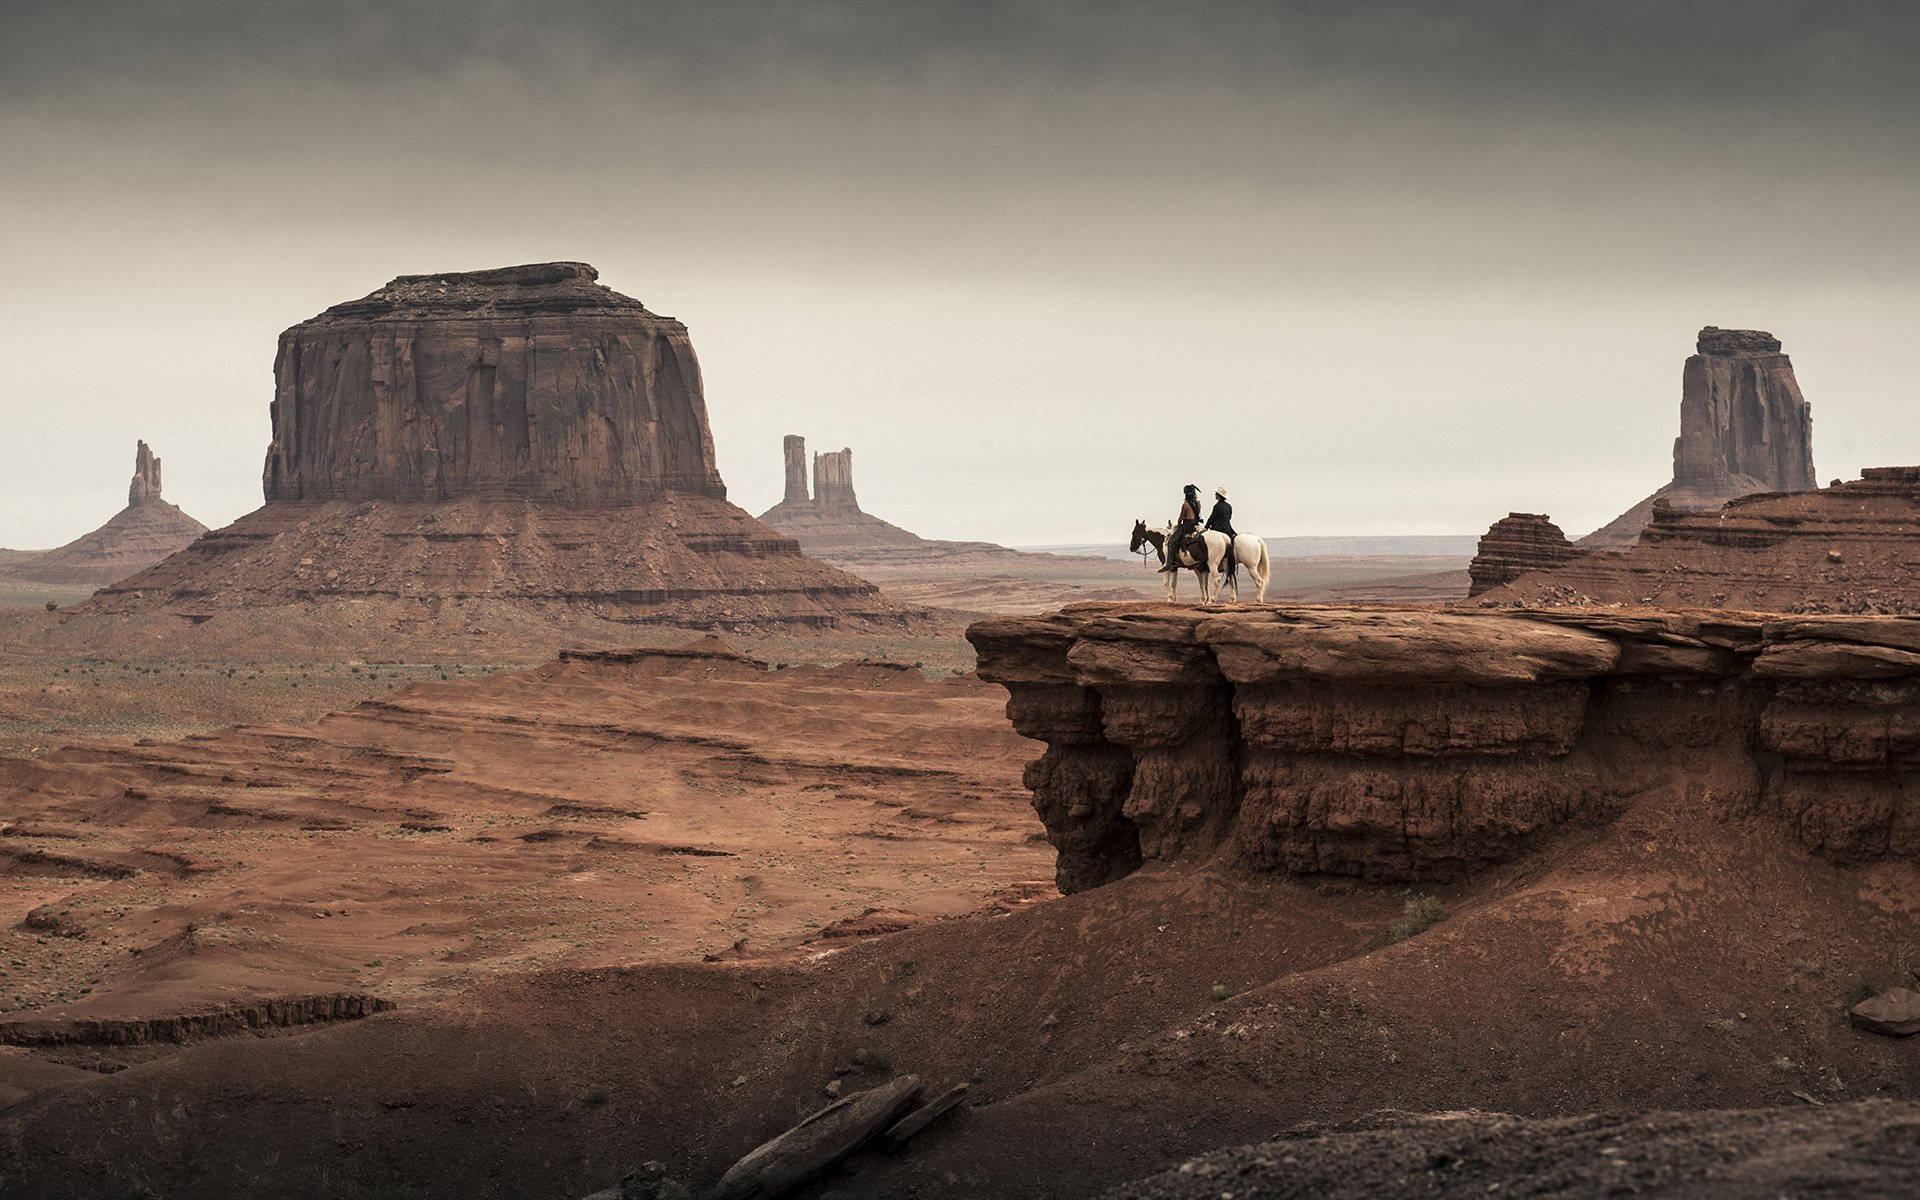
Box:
[1131,524,1171,567]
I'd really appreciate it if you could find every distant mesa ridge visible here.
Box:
[1471,466,1920,612]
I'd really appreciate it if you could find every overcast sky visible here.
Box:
[3,1,1917,548]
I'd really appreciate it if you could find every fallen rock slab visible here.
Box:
[1849,987,1920,1037]
[707,1074,923,1200]
[884,1081,969,1146]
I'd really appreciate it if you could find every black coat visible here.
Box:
[1205,499,1236,538]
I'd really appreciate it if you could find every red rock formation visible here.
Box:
[969,603,1920,892]
[82,266,911,635]
[1476,466,1920,612]
[0,441,207,586]
[812,447,857,507]
[128,439,163,505]
[1581,326,1816,547]
[263,262,725,504]
[782,434,809,503]
[758,435,1046,568]
[1466,513,1579,596]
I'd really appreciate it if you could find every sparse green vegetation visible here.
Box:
[1388,894,1446,942]
[1210,983,1233,1002]
[579,1087,612,1108]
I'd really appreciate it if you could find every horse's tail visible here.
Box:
[1253,539,1271,602]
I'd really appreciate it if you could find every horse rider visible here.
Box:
[1206,487,1237,581]
[1160,484,1204,573]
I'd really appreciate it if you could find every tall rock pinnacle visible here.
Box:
[783,434,810,503]
[1579,326,1817,548]
[128,439,164,506]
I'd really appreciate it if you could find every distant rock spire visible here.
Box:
[129,439,163,506]
[783,435,810,503]
[813,448,857,508]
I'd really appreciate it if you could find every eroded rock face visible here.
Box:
[1580,327,1815,548]
[783,434,809,503]
[970,603,1920,890]
[263,262,726,504]
[1467,514,1579,596]
[812,447,857,508]
[128,440,163,506]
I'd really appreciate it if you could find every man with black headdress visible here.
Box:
[1160,484,1204,573]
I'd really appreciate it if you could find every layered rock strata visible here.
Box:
[1475,467,1920,612]
[1,441,208,586]
[969,603,1920,892]
[263,262,724,504]
[85,267,906,632]
[1466,513,1578,596]
[1581,326,1815,548]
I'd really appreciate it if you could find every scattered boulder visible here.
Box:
[21,905,87,938]
[706,1074,923,1200]
[1849,988,1920,1037]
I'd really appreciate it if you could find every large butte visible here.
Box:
[83,263,908,640]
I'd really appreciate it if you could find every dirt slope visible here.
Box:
[1,782,1913,1198]
[0,643,1050,1082]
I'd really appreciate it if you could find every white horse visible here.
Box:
[1129,519,1271,604]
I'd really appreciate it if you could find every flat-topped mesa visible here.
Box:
[128,440,163,506]
[263,261,726,505]
[1577,326,1816,549]
[1466,513,1578,596]
[968,604,1920,893]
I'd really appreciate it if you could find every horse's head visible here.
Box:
[1128,519,1148,554]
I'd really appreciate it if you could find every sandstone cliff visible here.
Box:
[0,441,208,587]
[970,603,1919,892]
[1580,326,1815,548]
[1475,466,1920,612]
[263,263,725,504]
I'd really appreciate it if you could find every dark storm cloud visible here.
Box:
[8,0,1920,113]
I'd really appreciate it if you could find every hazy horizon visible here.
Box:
[5,1,1917,549]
